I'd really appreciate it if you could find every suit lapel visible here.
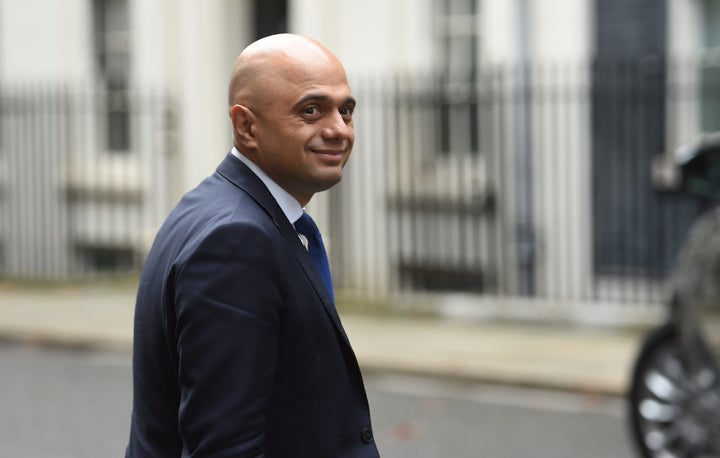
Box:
[215,153,353,347]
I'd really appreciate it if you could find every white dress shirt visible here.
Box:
[230,147,308,248]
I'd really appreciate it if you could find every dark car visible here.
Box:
[628,134,720,457]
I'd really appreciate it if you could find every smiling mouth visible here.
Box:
[311,140,349,155]
[313,149,345,156]
[311,142,348,158]
[312,150,346,166]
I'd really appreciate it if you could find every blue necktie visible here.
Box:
[294,212,335,303]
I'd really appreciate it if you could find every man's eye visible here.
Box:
[303,107,319,115]
[340,106,354,116]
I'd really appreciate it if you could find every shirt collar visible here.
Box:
[231,147,304,224]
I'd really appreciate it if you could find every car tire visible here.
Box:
[628,322,720,458]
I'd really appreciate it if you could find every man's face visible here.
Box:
[247,54,356,206]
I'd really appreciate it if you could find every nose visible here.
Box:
[321,111,353,141]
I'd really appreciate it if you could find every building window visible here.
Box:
[93,0,130,152]
[434,0,480,155]
[254,0,287,40]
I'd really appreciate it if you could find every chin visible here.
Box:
[315,171,343,191]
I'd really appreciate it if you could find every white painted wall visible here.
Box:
[0,0,257,277]
[531,0,592,60]
[530,0,593,299]
[131,0,170,88]
[289,0,435,75]
[481,0,522,63]
[171,0,253,197]
[481,0,594,299]
[483,0,592,63]
[666,0,704,150]
[0,0,91,82]
[668,0,702,57]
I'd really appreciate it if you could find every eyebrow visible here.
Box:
[293,93,357,110]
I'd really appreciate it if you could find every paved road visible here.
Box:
[0,343,636,458]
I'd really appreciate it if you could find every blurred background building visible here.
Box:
[0,0,718,323]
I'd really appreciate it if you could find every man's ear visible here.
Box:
[230,104,257,148]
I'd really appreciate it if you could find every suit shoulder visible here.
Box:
[145,180,283,271]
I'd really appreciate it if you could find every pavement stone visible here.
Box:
[0,284,646,396]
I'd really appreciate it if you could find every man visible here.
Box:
[126,34,379,457]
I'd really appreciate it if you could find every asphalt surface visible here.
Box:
[0,342,635,458]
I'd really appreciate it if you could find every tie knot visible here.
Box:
[294,212,321,240]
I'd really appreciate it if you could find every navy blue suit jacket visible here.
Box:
[126,154,379,457]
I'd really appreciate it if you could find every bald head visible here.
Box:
[226,34,355,206]
[228,34,346,109]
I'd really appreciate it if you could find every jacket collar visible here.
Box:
[230,147,303,224]
[215,153,352,346]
